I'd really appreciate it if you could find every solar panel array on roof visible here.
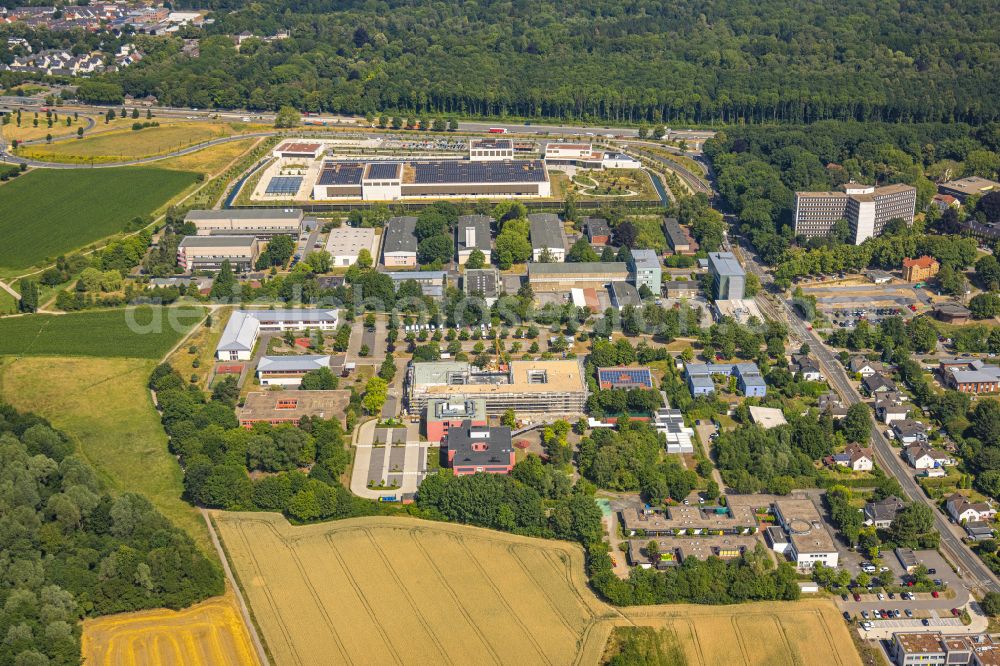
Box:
[366,162,401,180]
[317,162,364,185]
[598,367,654,389]
[411,160,547,184]
[265,176,303,195]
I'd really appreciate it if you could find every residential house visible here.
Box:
[833,443,874,472]
[893,419,928,445]
[864,496,906,529]
[791,355,824,382]
[876,400,910,425]
[849,357,885,378]
[905,444,953,470]
[965,522,994,541]
[818,393,849,419]
[863,373,898,396]
[945,493,997,524]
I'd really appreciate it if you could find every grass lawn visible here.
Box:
[0,307,204,358]
[0,356,214,558]
[2,116,92,142]
[0,289,17,315]
[0,167,199,271]
[166,306,231,389]
[157,137,261,175]
[19,121,236,163]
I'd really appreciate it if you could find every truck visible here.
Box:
[487,127,508,134]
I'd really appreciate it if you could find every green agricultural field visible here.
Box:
[0,307,204,358]
[0,167,199,271]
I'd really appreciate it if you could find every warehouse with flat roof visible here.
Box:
[312,158,550,200]
[528,262,628,292]
[177,235,260,272]
[185,208,304,238]
[325,226,379,267]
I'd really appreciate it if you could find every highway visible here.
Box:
[732,235,1000,594]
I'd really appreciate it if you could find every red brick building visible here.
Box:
[445,421,514,475]
[425,398,487,443]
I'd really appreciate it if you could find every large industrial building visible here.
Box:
[407,359,587,416]
[311,158,551,200]
[177,235,260,272]
[707,251,745,300]
[184,208,304,238]
[543,142,642,170]
[527,262,629,292]
[938,176,1000,203]
[793,183,916,244]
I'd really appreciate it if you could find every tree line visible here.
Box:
[27,0,997,126]
[0,403,223,666]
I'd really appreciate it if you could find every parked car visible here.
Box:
[843,611,851,621]
[932,590,940,598]
[853,592,862,602]
[905,609,913,618]
[841,594,848,602]
[877,592,885,601]
[951,608,961,617]
[922,619,930,626]
[888,592,895,600]
[928,568,937,575]
[861,610,869,619]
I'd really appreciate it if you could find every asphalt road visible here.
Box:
[735,235,1000,594]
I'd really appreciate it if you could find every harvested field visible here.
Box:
[81,591,259,666]
[215,513,862,666]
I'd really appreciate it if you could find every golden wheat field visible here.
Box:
[81,591,260,666]
[214,513,862,666]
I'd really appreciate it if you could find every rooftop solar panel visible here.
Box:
[411,160,547,184]
[317,162,364,185]
[265,176,303,195]
[366,162,401,180]
[597,367,654,389]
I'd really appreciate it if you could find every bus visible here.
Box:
[487,127,508,134]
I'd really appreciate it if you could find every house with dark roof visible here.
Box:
[463,268,500,302]
[945,493,997,524]
[876,400,909,424]
[893,419,928,445]
[444,420,514,475]
[609,281,641,310]
[791,355,823,382]
[583,217,611,245]
[864,496,906,528]
[862,373,898,396]
[934,302,971,324]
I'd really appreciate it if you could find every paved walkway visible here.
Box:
[0,279,21,301]
[349,419,430,500]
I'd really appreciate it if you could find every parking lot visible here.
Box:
[798,280,932,328]
[350,421,431,501]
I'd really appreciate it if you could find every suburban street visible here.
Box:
[731,234,1000,595]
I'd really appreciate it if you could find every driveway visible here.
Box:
[349,419,429,500]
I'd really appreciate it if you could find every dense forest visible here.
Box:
[39,0,1000,123]
[0,404,223,665]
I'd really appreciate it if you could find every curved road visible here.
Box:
[0,131,277,169]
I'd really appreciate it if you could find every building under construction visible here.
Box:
[406,359,587,416]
